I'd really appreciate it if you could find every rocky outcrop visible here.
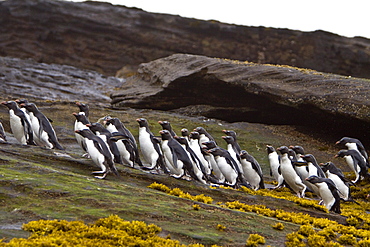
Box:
[111,54,370,139]
[0,56,122,103]
[1,0,370,78]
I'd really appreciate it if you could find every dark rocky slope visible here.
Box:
[1,0,370,78]
[111,54,370,144]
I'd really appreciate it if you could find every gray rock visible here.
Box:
[111,53,370,138]
[0,56,123,103]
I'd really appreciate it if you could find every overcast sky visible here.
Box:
[71,0,370,39]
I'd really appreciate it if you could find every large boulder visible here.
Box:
[111,53,370,140]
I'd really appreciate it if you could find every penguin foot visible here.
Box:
[82,153,90,158]
[92,170,106,174]
[94,174,107,179]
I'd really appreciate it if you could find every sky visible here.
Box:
[71,0,370,39]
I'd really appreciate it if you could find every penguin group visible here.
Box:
[1,100,368,214]
[1,100,63,149]
[266,137,369,214]
[71,103,264,188]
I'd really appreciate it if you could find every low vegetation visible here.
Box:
[1,102,369,246]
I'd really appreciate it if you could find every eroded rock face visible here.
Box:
[0,0,370,78]
[0,56,122,103]
[111,54,370,138]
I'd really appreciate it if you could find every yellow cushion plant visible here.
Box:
[0,215,220,247]
[148,182,370,246]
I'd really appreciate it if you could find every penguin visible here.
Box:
[158,121,176,137]
[75,129,118,179]
[17,99,53,124]
[1,101,35,145]
[207,147,239,187]
[207,147,251,188]
[87,122,123,165]
[305,175,341,214]
[159,130,197,180]
[240,150,265,190]
[194,127,217,148]
[335,149,370,183]
[205,142,249,187]
[301,154,326,178]
[75,102,90,118]
[188,131,212,175]
[109,132,137,168]
[299,153,326,197]
[336,137,369,168]
[73,112,90,155]
[22,103,64,150]
[0,121,7,143]
[320,162,357,203]
[136,118,167,172]
[201,140,225,184]
[289,146,310,183]
[276,146,306,198]
[105,117,142,167]
[266,145,284,189]
[222,130,241,153]
[174,136,208,184]
[222,135,243,175]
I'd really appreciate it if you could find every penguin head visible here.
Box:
[202,141,216,149]
[335,137,351,146]
[76,102,89,114]
[239,150,249,159]
[222,135,234,144]
[15,99,29,105]
[289,145,305,155]
[1,101,18,110]
[194,127,206,134]
[222,129,236,138]
[136,118,148,128]
[75,129,94,138]
[174,136,188,145]
[21,103,38,112]
[319,162,333,172]
[87,122,105,133]
[189,131,200,140]
[72,112,89,125]
[181,128,189,137]
[159,130,172,140]
[335,150,348,158]
[158,121,171,130]
[207,147,223,156]
[105,117,120,126]
[305,175,321,183]
[301,154,316,164]
[266,145,276,154]
[277,146,289,155]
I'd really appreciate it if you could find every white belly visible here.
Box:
[139,129,159,166]
[9,110,27,144]
[316,182,335,210]
[215,156,237,185]
[85,139,106,172]
[161,140,183,175]
[241,159,261,190]
[327,173,349,200]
